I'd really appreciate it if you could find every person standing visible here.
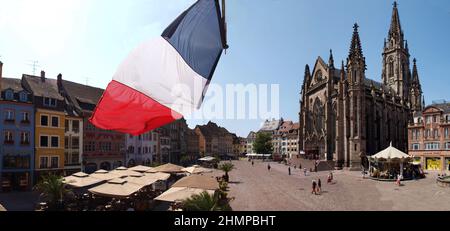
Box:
[304,168,307,176]
[288,167,291,176]
[311,180,317,195]
[252,160,254,166]
[317,178,322,194]
[299,164,302,170]
[268,164,271,171]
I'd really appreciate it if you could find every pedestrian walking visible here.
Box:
[299,164,302,170]
[311,180,317,195]
[327,172,334,184]
[304,168,307,176]
[288,167,291,175]
[268,164,271,171]
[252,161,254,166]
[396,174,402,186]
[294,165,297,169]
[317,178,322,194]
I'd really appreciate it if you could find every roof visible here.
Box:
[61,79,104,112]
[196,121,231,138]
[370,143,411,161]
[22,75,64,100]
[1,78,26,92]
[259,119,283,132]
[430,103,450,114]
[153,163,184,173]
[88,178,144,198]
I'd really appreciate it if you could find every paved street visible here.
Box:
[228,160,450,211]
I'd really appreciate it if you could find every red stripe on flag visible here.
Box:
[89,80,182,135]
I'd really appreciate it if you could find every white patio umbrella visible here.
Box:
[181,165,213,174]
[63,172,104,188]
[0,204,6,211]
[90,170,121,181]
[129,165,155,173]
[154,187,215,203]
[88,178,145,198]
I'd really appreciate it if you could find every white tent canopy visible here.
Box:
[370,143,412,161]
[198,156,216,162]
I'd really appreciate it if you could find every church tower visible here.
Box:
[410,58,423,112]
[382,2,411,100]
[346,23,366,169]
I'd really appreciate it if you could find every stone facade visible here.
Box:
[299,3,422,169]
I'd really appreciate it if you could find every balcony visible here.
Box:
[20,120,31,125]
[4,119,15,124]
[4,140,14,145]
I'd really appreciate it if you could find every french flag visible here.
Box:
[90,0,227,135]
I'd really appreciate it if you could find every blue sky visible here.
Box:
[0,0,449,137]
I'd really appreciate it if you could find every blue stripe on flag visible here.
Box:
[162,0,224,80]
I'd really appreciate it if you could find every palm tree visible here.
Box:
[219,162,234,182]
[181,191,231,211]
[35,174,71,211]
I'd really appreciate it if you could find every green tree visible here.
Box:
[218,162,234,182]
[181,191,231,211]
[253,132,273,154]
[35,174,72,211]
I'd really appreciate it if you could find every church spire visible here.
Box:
[340,60,346,81]
[304,64,311,87]
[329,49,335,69]
[349,23,364,60]
[412,58,420,85]
[388,1,404,48]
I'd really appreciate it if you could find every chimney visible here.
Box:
[40,70,46,82]
[57,73,63,89]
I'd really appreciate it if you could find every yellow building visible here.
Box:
[35,109,65,172]
[22,73,67,181]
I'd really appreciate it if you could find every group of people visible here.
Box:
[311,179,322,195]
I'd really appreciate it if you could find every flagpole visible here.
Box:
[221,0,229,51]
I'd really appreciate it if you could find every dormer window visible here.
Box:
[5,90,14,100]
[43,97,57,107]
[19,92,28,102]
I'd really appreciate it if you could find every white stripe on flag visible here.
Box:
[112,36,208,115]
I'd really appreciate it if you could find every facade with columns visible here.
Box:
[299,2,423,169]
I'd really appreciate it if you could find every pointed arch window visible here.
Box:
[388,58,394,78]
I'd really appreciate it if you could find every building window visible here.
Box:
[434,129,439,138]
[51,136,59,148]
[412,143,420,150]
[41,115,49,126]
[72,120,80,133]
[84,141,96,152]
[433,116,437,123]
[19,92,28,102]
[4,110,14,122]
[43,97,57,107]
[4,131,14,144]
[51,157,59,168]
[20,132,30,145]
[72,137,79,149]
[426,116,432,124]
[3,155,30,169]
[40,157,49,169]
[51,116,59,127]
[40,136,49,147]
[21,112,30,123]
[446,142,450,150]
[65,137,69,149]
[425,143,440,150]
[445,128,449,138]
